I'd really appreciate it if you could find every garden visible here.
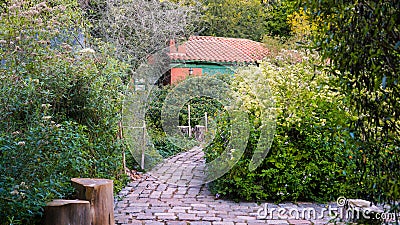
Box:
[0,0,399,224]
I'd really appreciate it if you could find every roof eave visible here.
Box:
[170,59,255,65]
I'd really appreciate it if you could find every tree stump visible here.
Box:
[71,178,115,225]
[194,125,206,142]
[44,199,90,225]
[177,126,190,136]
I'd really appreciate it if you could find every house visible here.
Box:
[164,36,269,84]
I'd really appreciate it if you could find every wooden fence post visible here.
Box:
[188,104,191,137]
[141,121,146,170]
[205,112,208,132]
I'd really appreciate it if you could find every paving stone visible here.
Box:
[131,203,151,207]
[177,213,201,220]
[150,202,171,207]
[125,207,145,213]
[191,203,207,208]
[144,207,169,213]
[227,211,248,216]
[197,212,215,217]
[161,194,174,199]
[166,222,189,225]
[211,222,234,225]
[136,213,156,220]
[246,222,268,225]
[311,222,330,225]
[201,216,222,221]
[188,210,207,214]
[236,215,258,221]
[174,194,185,199]
[287,220,312,225]
[154,212,175,216]
[209,210,228,215]
[129,220,145,225]
[156,215,177,220]
[149,191,162,199]
[189,222,212,225]
[266,220,289,225]
[143,221,164,225]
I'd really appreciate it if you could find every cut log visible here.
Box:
[71,178,115,225]
[44,199,90,225]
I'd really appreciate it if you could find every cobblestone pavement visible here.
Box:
[114,147,342,225]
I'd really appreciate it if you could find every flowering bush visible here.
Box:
[205,50,358,202]
[0,0,129,224]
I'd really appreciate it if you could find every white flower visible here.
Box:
[42,116,52,120]
[78,48,95,54]
[17,141,25,146]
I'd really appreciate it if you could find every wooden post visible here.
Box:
[122,150,126,172]
[141,121,145,170]
[45,199,90,225]
[118,121,126,172]
[71,178,115,225]
[205,112,208,132]
[188,104,191,137]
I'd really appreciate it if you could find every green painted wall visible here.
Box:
[170,62,236,76]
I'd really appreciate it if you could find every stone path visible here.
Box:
[114,147,344,225]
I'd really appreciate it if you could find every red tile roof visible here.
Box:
[169,36,269,63]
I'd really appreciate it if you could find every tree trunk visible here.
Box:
[44,199,90,225]
[71,178,115,225]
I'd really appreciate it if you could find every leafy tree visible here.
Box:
[83,0,200,68]
[263,0,295,38]
[200,0,268,41]
[199,0,298,41]
[303,0,400,205]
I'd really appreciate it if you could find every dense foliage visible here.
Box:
[1,0,399,223]
[303,0,400,206]
[145,76,225,158]
[0,0,129,224]
[200,0,295,41]
[205,51,358,202]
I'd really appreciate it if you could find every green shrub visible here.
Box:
[0,0,130,224]
[0,121,89,224]
[205,51,357,202]
[303,0,400,207]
